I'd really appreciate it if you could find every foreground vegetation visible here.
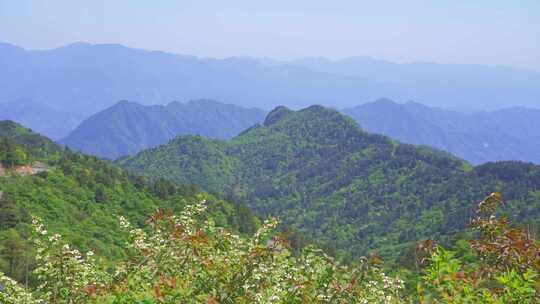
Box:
[1,192,539,303]
[0,121,258,285]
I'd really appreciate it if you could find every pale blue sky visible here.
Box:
[1,0,539,70]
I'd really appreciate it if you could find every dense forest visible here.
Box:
[1,116,540,302]
[120,106,540,262]
[2,190,539,302]
[0,120,259,284]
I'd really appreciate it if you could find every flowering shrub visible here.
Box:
[1,200,404,303]
[418,193,540,303]
[1,194,538,303]
[0,271,39,304]
[107,201,404,303]
[31,218,110,303]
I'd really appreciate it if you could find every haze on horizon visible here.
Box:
[1,0,539,71]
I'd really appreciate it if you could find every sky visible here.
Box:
[1,0,539,70]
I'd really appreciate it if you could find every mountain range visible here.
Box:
[343,99,540,164]
[60,99,266,159]
[118,105,540,260]
[272,56,540,111]
[0,42,390,114]
[2,41,539,115]
[0,99,84,139]
[59,97,540,165]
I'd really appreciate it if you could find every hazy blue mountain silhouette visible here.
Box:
[279,57,540,110]
[2,42,539,114]
[0,42,394,113]
[0,99,84,139]
[343,99,540,164]
[60,99,266,159]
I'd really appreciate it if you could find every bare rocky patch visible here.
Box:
[0,161,49,177]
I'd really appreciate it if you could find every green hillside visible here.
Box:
[2,120,540,303]
[120,105,540,261]
[0,121,259,283]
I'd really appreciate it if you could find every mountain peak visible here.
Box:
[354,98,403,112]
[263,106,293,126]
[69,41,91,46]
[62,100,266,159]
[301,104,336,115]
[113,100,140,108]
[0,42,25,52]
[300,105,354,125]
[61,41,92,49]
[0,120,40,139]
[0,120,23,131]
[373,98,398,105]
[185,99,223,107]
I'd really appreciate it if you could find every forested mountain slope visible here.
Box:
[343,99,540,164]
[60,99,266,159]
[120,106,540,261]
[0,121,258,282]
[2,121,540,303]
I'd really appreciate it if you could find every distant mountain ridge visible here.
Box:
[0,42,393,113]
[274,56,540,111]
[60,99,266,159]
[119,105,540,260]
[343,99,540,164]
[2,41,539,114]
[0,99,84,139]
[60,95,540,164]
